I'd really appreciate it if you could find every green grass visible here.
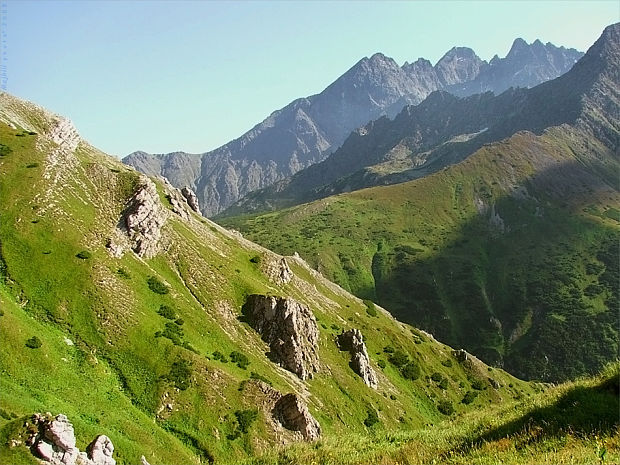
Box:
[220,127,620,383]
[0,96,614,465]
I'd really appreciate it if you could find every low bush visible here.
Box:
[364,407,380,427]
[230,351,250,370]
[462,390,478,404]
[76,250,92,259]
[25,336,42,349]
[147,276,169,294]
[158,304,176,320]
[437,399,454,415]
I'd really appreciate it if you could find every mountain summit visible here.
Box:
[124,39,582,216]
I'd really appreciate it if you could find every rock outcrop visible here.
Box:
[86,435,115,465]
[181,186,200,213]
[30,413,116,465]
[122,178,167,258]
[243,295,319,380]
[337,329,378,389]
[272,393,321,441]
[263,257,293,285]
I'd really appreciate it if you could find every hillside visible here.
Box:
[0,93,551,465]
[219,24,620,383]
[221,23,617,218]
[124,39,581,217]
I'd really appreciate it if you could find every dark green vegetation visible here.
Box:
[222,127,619,383]
[219,24,620,383]
[0,93,547,464]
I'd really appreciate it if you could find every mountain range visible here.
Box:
[220,23,620,382]
[124,38,582,216]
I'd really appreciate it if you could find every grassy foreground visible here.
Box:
[252,362,620,464]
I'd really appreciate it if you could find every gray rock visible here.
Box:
[124,39,581,217]
[452,349,469,363]
[140,456,151,465]
[264,257,293,285]
[44,414,76,452]
[272,393,321,441]
[122,178,167,258]
[86,435,115,465]
[337,329,378,389]
[243,295,319,380]
[180,186,200,213]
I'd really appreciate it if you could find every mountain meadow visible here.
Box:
[0,19,618,465]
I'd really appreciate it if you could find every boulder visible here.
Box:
[337,329,378,389]
[181,186,200,213]
[452,349,469,363]
[122,178,167,258]
[243,295,319,380]
[43,414,76,452]
[272,393,321,441]
[86,435,115,465]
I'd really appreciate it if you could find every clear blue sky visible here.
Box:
[3,1,618,157]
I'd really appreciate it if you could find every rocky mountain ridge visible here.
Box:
[221,24,616,217]
[124,38,582,216]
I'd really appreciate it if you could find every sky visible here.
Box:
[2,1,618,157]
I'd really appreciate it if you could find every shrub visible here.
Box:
[160,322,184,345]
[388,350,409,368]
[441,359,453,368]
[438,378,449,390]
[249,255,261,264]
[470,377,487,391]
[174,318,184,326]
[383,345,395,354]
[250,372,272,386]
[76,250,92,259]
[364,300,377,317]
[212,351,229,363]
[234,409,258,434]
[230,351,250,370]
[26,162,39,168]
[158,304,176,320]
[437,400,454,415]
[462,390,478,405]
[147,276,169,294]
[363,407,379,427]
[167,359,192,390]
[0,143,12,157]
[377,359,386,369]
[25,336,42,349]
[401,361,421,380]
[116,267,131,279]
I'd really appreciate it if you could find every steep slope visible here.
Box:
[0,93,536,465]
[220,24,620,383]
[124,40,581,216]
[220,26,611,218]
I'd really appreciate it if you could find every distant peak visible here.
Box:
[508,37,530,55]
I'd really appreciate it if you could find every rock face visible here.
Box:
[180,186,200,213]
[263,257,293,285]
[272,393,321,441]
[30,413,116,465]
[243,295,320,380]
[124,39,581,217]
[122,177,167,258]
[337,329,378,389]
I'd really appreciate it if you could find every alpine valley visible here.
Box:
[0,22,618,465]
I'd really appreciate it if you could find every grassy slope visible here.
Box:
[221,126,620,383]
[0,96,544,464]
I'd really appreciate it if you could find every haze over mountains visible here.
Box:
[223,24,616,216]
[221,23,620,382]
[124,38,582,216]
